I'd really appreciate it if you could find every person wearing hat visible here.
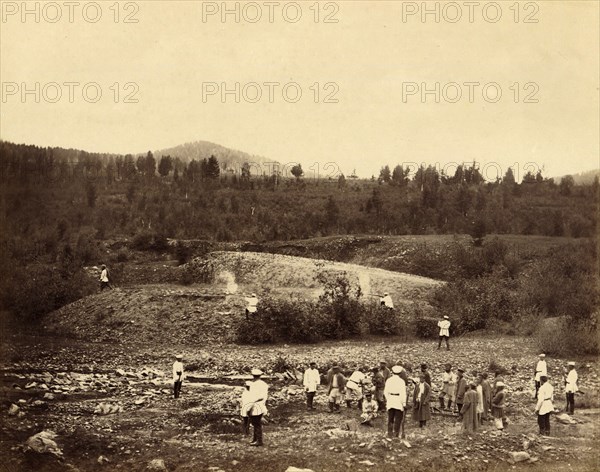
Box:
[379,360,391,382]
[360,391,379,425]
[303,362,320,411]
[534,354,547,399]
[439,364,456,411]
[564,362,578,415]
[491,381,506,430]
[326,364,346,413]
[437,315,451,350]
[460,382,480,433]
[479,373,492,422]
[246,369,268,446]
[240,381,253,435]
[412,372,431,428]
[379,292,394,310]
[172,355,184,399]
[346,365,367,409]
[383,365,407,438]
[455,368,467,417]
[535,375,554,435]
[244,293,259,320]
[99,264,111,291]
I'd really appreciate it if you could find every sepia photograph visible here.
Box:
[0,1,599,471]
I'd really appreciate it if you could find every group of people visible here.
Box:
[170,351,580,446]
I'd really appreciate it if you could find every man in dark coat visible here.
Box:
[412,373,432,427]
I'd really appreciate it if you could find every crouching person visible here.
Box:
[360,392,379,426]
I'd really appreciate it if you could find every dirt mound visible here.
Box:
[187,251,442,301]
[44,285,245,345]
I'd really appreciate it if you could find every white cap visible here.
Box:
[391,365,403,374]
[175,354,183,359]
[443,315,449,319]
[384,292,389,296]
[251,293,257,297]
[568,361,575,366]
[539,353,546,358]
[251,368,263,376]
[495,381,505,387]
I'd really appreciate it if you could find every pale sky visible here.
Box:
[1,0,598,179]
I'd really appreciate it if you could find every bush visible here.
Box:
[174,241,193,265]
[536,316,599,356]
[414,316,438,338]
[131,231,169,252]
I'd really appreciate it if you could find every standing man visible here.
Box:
[437,315,451,350]
[475,377,484,425]
[379,360,391,382]
[461,382,479,433]
[412,372,432,428]
[420,363,432,387]
[240,381,252,435]
[439,364,456,411]
[380,292,394,309]
[535,375,554,436]
[327,364,346,413]
[346,366,367,409]
[534,354,547,399]
[372,367,386,411]
[455,368,467,417]
[99,264,112,291]
[244,293,259,320]
[491,381,506,430]
[565,362,578,415]
[172,354,184,399]
[303,362,320,411]
[248,368,268,446]
[480,373,492,422]
[384,365,407,438]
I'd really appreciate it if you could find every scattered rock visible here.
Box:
[509,451,531,463]
[147,459,168,471]
[358,460,375,466]
[94,403,123,415]
[8,404,19,416]
[97,455,110,464]
[285,467,314,472]
[24,430,63,458]
[43,393,55,400]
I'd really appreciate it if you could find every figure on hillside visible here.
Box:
[303,362,320,411]
[244,293,259,320]
[346,366,367,409]
[480,373,492,421]
[172,354,184,399]
[384,365,407,438]
[379,292,394,309]
[326,364,346,413]
[437,315,451,350]
[491,381,506,430]
[240,381,253,435]
[99,264,112,291]
[460,382,480,433]
[535,376,554,436]
[455,368,467,417]
[439,364,456,411]
[412,373,432,428]
[534,354,548,399]
[247,369,269,446]
[564,362,578,415]
[360,392,379,425]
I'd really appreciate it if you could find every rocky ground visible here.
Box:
[1,333,598,472]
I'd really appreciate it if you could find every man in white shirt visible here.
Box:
[437,316,451,350]
[245,293,259,320]
[439,364,456,410]
[380,292,394,309]
[248,368,268,446]
[346,366,367,409]
[384,365,407,438]
[564,361,578,415]
[534,354,547,399]
[99,264,111,291]
[172,354,184,399]
[240,381,253,435]
[360,392,379,425]
[534,375,554,436]
[303,362,320,410]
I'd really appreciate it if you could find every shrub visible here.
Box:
[131,231,169,252]
[414,316,438,338]
[536,315,599,356]
[174,241,193,265]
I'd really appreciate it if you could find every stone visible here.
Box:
[25,430,63,458]
[147,459,167,471]
[98,455,110,464]
[8,404,19,416]
[43,393,56,400]
[509,451,531,463]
